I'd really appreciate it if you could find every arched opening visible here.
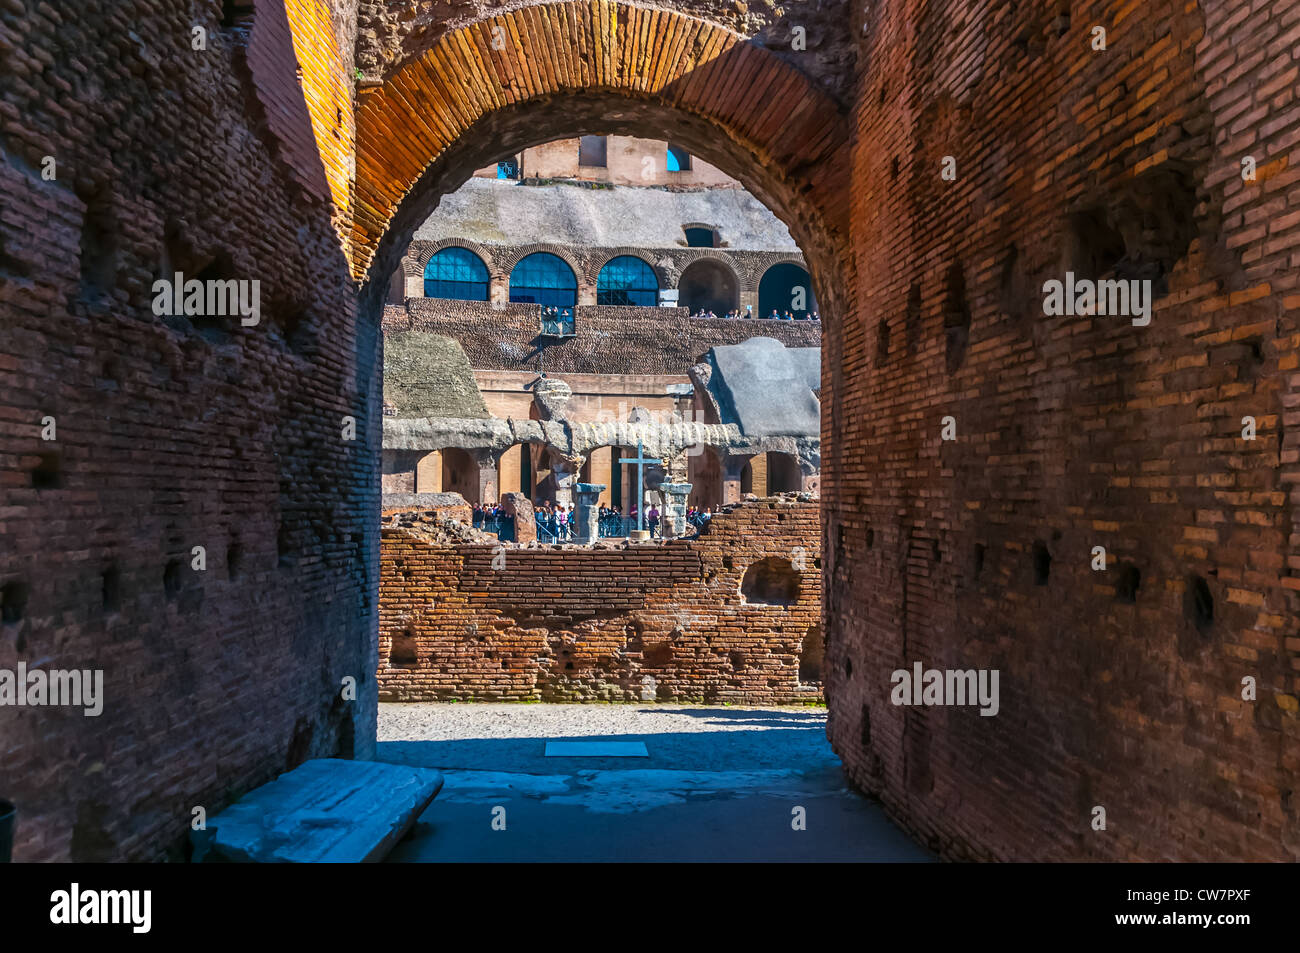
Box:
[596,256,658,306]
[509,252,577,308]
[740,454,762,496]
[678,258,738,316]
[498,442,541,501]
[423,246,490,300]
[758,261,817,319]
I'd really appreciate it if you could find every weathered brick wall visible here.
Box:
[378,501,822,703]
[824,0,1300,861]
[0,0,373,861]
[382,300,821,374]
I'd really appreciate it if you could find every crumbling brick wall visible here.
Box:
[0,0,373,861]
[824,0,1300,861]
[378,500,822,703]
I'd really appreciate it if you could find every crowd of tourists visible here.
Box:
[470,503,513,540]
[686,506,714,529]
[688,306,819,321]
[472,499,716,542]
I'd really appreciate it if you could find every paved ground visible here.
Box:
[378,703,932,862]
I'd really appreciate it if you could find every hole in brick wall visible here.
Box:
[879,85,888,105]
[389,630,418,666]
[876,315,891,365]
[889,156,900,180]
[722,555,733,570]
[186,252,240,344]
[973,542,986,578]
[799,624,824,684]
[227,542,243,580]
[1052,9,1071,36]
[1,580,29,624]
[1109,167,1199,296]
[163,559,182,601]
[1187,575,1214,632]
[1031,540,1052,586]
[930,538,941,562]
[1000,243,1031,322]
[1116,563,1141,603]
[101,565,121,613]
[813,557,821,569]
[78,188,119,301]
[277,525,295,568]
[741,557,801,606]
[943,263,971,372]
[729,650,747,671]
[845,656,853,679]
[859,702,870,747]
[866,527,875,549]
[31,452,63,489]
[1067,207,1126,279]
[905,282,922,352]
[221,0,255,32]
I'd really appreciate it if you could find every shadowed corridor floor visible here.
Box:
[377,703,933,862]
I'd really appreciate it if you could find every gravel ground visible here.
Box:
[378,703,933,862]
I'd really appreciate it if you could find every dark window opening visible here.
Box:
[684,227,718,248]
[1,580,29,624]
[578,135,607,168]
[32,452,62,489]
[1031,540,1052,586]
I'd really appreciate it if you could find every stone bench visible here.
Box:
[191,759,444,863]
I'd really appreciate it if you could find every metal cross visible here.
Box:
[615,440,662,532]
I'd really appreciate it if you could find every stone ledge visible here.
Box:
[191,759,444,863]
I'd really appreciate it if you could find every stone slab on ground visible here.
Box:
[191,758,444,863]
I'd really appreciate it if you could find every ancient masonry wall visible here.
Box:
[825,0,1300,861]
[383,301,822,374]
[378,501,823,703]
[0,1,373,861]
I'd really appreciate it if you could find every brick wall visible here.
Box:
[383,300,821,375]
[0,0,373,861]
[824,0,1300,861]
[378,501,822,703]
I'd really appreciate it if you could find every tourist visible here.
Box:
[746,305,753,318]
[767,309,779,319]
[556,503,569,540]
[783,310,794,321]
[810,311,819,321]
[647,503,660,538]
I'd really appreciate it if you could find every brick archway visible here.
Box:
[353,1,850,324]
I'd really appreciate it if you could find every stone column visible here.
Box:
[500,492,535,544]
[659,482,693,537]
[550,452,584,507]
[472,449,499,503]
[573,482,606,543]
